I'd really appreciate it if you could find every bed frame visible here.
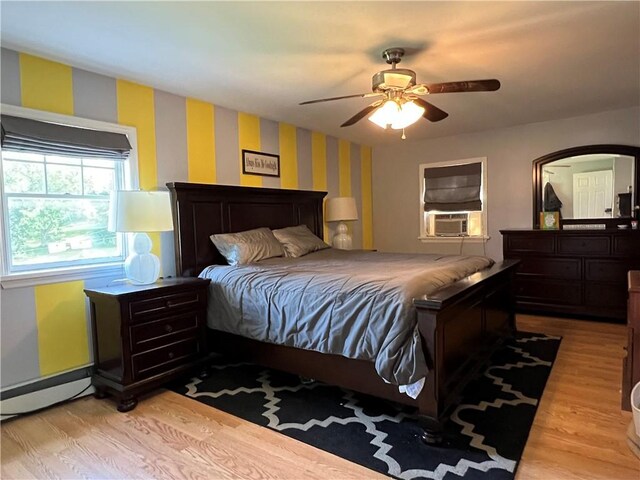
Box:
[167,181,518,443]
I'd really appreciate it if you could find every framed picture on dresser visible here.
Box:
[540,211,560,230]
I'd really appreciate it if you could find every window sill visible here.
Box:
[1,263,124,289]
[418,235,490,244]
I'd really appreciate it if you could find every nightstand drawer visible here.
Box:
[129,291,202,323]
[130,312,200,353]
[132,337,200,380]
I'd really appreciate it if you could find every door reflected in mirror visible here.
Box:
[542,154,635,219]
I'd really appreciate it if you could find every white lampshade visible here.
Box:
[108,190,173,233]
[391,101,425,129]
[368,100,399,129]
[108,190,173,285]
[326,197,358,222]
[326,197,358,250]
[368,100,425,130]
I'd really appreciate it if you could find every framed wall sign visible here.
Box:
[242,149,280,177]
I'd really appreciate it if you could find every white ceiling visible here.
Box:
[1,1,639,146]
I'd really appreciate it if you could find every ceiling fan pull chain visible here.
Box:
[401,128,406,140]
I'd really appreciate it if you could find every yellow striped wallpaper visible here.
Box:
[7,49,373,383]
[20,53,73,115]
[34,281,89,376]
[278,123,298,189]
[186,98,216,183]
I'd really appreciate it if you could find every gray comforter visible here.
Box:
[199,249,493,386]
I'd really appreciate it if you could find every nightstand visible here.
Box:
[84,277,211,412]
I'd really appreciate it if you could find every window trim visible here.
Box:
[0,104,139,288]
[418,157,488,240]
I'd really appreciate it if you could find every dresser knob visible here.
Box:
[168,352,175,359]
[164,324,173,333]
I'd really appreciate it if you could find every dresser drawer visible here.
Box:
[516,257,581,280]
[557,236,609,255]
[614,234,640,257]
[130,312,200,353]
[132,337,200,381]
[585,259,631,282]
[129,291,203,323]
[515,277,582,305]
[585,283,627,309]
[505,235,554,254]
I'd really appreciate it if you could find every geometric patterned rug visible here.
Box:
[171,332,560,480]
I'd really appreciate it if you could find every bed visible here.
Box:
[167,181,518,443]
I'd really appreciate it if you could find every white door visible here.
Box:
[573,170,613,218]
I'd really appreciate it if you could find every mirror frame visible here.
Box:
[532,144,640,229]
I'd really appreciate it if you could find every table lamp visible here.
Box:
[326,196,358,250]
[108,190,173,285]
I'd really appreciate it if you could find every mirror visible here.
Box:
[533,145,640,228]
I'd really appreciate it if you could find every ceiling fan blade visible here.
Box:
[412,98,449,122]
[300,92,381,105]
[424,79,501,94]
[341,103,381,127]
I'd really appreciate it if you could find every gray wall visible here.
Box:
[372,107,640,260]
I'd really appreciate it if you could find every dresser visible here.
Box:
[85,277,211,411]
[623,271,640,410]
[501,229,640,321]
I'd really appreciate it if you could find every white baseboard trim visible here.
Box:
[0,377,94,421]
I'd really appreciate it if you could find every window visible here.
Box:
[419,157,488,241]
[0,105,138,286]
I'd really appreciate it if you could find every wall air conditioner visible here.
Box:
[434,213,469,236]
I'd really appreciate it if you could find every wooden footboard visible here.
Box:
[413,260,518,420]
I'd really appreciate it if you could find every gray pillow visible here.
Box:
[272,225,329,258]
[210,227,284,266]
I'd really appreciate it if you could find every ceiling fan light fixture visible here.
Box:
[391,101,425,129]
[368,100,400,128]
[372,69,417,92]
[368,100,424,130]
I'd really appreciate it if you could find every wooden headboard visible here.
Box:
[167,182,326,277]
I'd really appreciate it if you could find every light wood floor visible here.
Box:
[2,315,639,479]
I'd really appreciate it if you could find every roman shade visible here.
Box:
[0,114,131,159]
[423,162,482,212]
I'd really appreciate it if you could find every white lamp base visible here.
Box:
[332,222,353,250]
[124,232,160,285]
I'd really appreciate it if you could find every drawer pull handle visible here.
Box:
[164,325,173,333]
[166,299,196,308]
[168,352,175,360]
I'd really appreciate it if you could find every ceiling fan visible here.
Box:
[299,48,501,138]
